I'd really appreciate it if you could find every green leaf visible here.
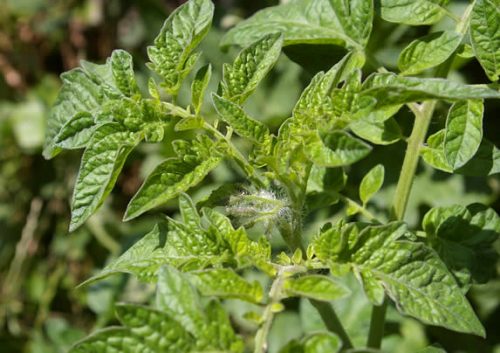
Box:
[156,265,205,334]
[222,33,283,104]
[304,131,372,167]
[70,304,196,353]
[221,0,373,50]
[54,112,96,149]
[398,31,462,75]
[361,73,500,107]
[359,164,385,205]
[422,204,500,287]
[124,136,224,220]
[147,0,214,94]
[191,64,212,114]
[350,115,402,145]
[190,268,263,303]
[212,94,271,146]
[422,129,500,175]
[283,275,350,302]
[199,300,244,353]
[470,0,500,81]
[303,333,342,353]
[444,100,484,169]
[69,327,153,353]
[421,130,453,173]
[313,222,485,336]
[43,68,107,159]
[381,0,450,25]
[70,123,140,231]
[111,49,139,97]
[115,304,194,352]
[80,223,170,284]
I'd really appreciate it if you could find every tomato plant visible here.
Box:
[44,0,500,352]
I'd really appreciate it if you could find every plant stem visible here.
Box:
[310,300,354,350]
[254,269,286,353]
[391,101,436,220]
[367,55,455,348]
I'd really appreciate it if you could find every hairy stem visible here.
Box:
[254,269,286,353]
[368,56,454,348]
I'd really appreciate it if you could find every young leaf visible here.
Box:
[115,304,194,352]
[190,268,264,303]
[359,164,385,205]
[470,0,500,81]
[303,333,342,353]
[43,68,106,159]
[221,0,373,50]
[54,112,96,149]
[70,123,140,231]
[221,33,283,104]
[191,64,212,114]
[80,223,171,284]
[361,73,500,107]
[156,265,206,335]
[313,222,485,336]
[70,304,195,353]
[422,130,500,176]
[398,31,462,75]
[147,0,214,94]
[381,0,450,25]
[212,93,271,145]
[422,204,500,287]
[111,49,139,97]
[304,131,372,167]
[124,136,224,220]
[444,100,484,169]
[350,115,402,145]
[283,275,350,302]
[69,327,152,353]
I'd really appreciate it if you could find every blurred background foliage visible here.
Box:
[0,1,499,352]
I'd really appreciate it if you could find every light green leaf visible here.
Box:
[361,73,500,107]
[422,129,500,176]
[43,68,107,159]
[115,304,194,352]
[54,112,96,149]
[147,0,214,94]
[222,33,283,104]
[156,265,205,335]
[221,0,373,50]
[359,164,385,205]
[423,204,500,288]
[350,115,402,145]
[111,49,139,97]
[421,130,454,173]
[69,327,153,353]
[470,0,500,81]
[70,304,196,353]
[381,0,450,25]
[304,333,342,353]
[212,94,271,146]
[398,31,462,75]
[190,268,263,303]
[124,136,224,220]
[199,300,244,353]
[313,222,485,336]
[283,275,350,301]
[304,131,372,167]
[191,64,212,114]
[80,223,170,284]
[444,100,484,169]
[70,123,140,231]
